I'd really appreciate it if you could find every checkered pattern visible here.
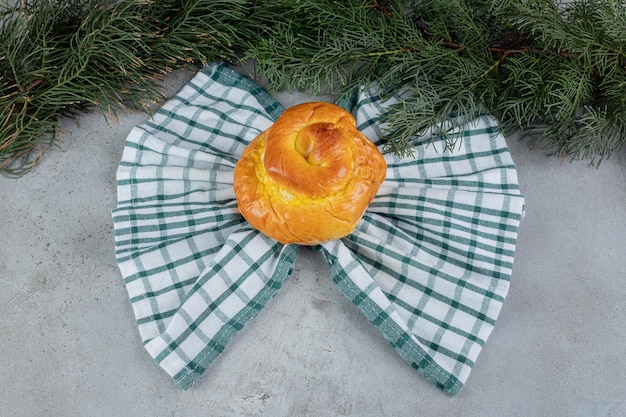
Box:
[112,62,525,395]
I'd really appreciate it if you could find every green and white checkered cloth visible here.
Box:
[112,62,525,395]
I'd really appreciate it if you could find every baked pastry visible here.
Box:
[233,102,387,245]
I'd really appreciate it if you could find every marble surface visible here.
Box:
[2,69,625,416]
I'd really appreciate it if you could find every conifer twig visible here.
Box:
[1,0,625,176]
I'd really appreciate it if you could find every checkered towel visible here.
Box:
[112,62,525,395]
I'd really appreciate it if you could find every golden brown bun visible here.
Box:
[233,102,386,245]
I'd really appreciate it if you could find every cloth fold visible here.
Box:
[112,62,524,395]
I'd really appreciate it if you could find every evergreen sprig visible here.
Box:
[0,0,252,177]
[1,0,625,176]
[248,0,626,162]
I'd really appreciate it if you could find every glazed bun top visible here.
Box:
[233,102,387,245]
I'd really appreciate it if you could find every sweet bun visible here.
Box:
[233,102,386,245]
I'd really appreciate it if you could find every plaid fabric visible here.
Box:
[112,62,525,395]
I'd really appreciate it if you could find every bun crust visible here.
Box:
[234,102,386,245]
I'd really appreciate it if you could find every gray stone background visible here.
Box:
[2,68,625,416]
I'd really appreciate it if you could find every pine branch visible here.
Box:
[2,0,625,176]
[0,0,253,177]
[248,0,626,164]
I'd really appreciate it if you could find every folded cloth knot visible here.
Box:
[112,62,525,396]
